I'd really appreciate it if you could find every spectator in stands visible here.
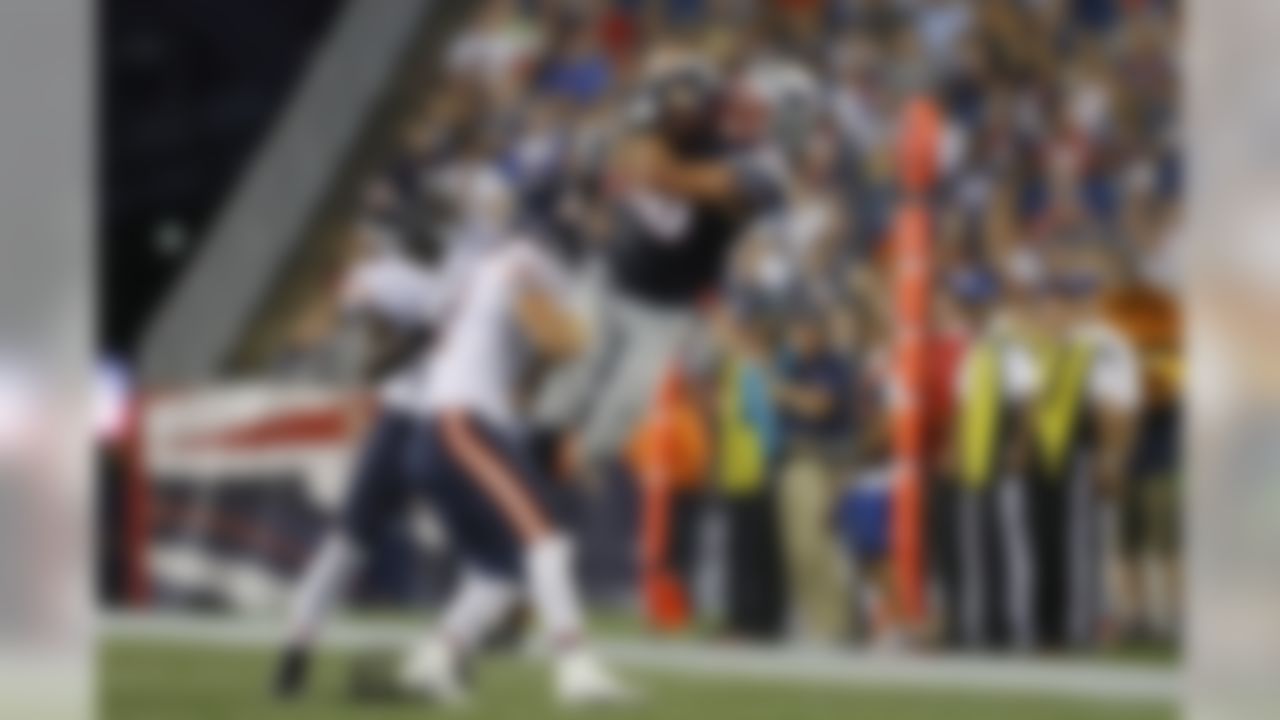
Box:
[536,9,613,107]
[446,0,542,97]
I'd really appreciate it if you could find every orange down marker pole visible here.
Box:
[890,97,940,625]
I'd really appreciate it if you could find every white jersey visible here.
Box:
[422,238,574,430]
[339,253,444,412]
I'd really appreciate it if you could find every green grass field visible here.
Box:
[102,640,1174,720]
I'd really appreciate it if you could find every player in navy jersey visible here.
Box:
[535,59,800,472]
[271,240,448,699]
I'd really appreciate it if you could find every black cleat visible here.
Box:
[272,646,311,700]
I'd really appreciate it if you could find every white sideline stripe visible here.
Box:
[101,613,1179,704]
[602,641,1179,704]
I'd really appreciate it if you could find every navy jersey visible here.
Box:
[607,139,787,306]
[608,193,742,305]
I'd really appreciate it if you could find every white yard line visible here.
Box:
[599,640,1179,703]
[101,613,1179,704]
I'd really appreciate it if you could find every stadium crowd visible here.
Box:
[288,0,1182,654]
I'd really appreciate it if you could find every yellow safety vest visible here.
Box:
[1032,341,1093,477]
[717,359,766,496]
[958,340,1003,490]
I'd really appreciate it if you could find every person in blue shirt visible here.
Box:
[774,302,858,643]
[536,17,611,106]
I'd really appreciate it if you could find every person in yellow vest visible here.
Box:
[715,301,785,640]
[949,270,1038,650]
[1025,273,1141,650]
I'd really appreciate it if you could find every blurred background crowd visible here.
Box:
[113,0,1183,658]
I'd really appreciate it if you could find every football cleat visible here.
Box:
[397,637,469,706]
[555,650,639,707]
[271,645,311,699]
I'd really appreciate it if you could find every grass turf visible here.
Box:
[102,640,1174,720]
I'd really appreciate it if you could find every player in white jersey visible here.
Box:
[273,246,446,698]
[393,233,635,707]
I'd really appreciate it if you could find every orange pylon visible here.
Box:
[890,96,940,625]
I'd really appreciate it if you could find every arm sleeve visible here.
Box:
[1091,334,1143,413]
[340,257,442,326]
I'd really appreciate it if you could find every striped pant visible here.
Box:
[953,475,1035,650]
[1028,453,1105,650]
[413,411,560,579]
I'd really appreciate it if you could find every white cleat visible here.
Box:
[398,637,469,706]
[555,650,639,707]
